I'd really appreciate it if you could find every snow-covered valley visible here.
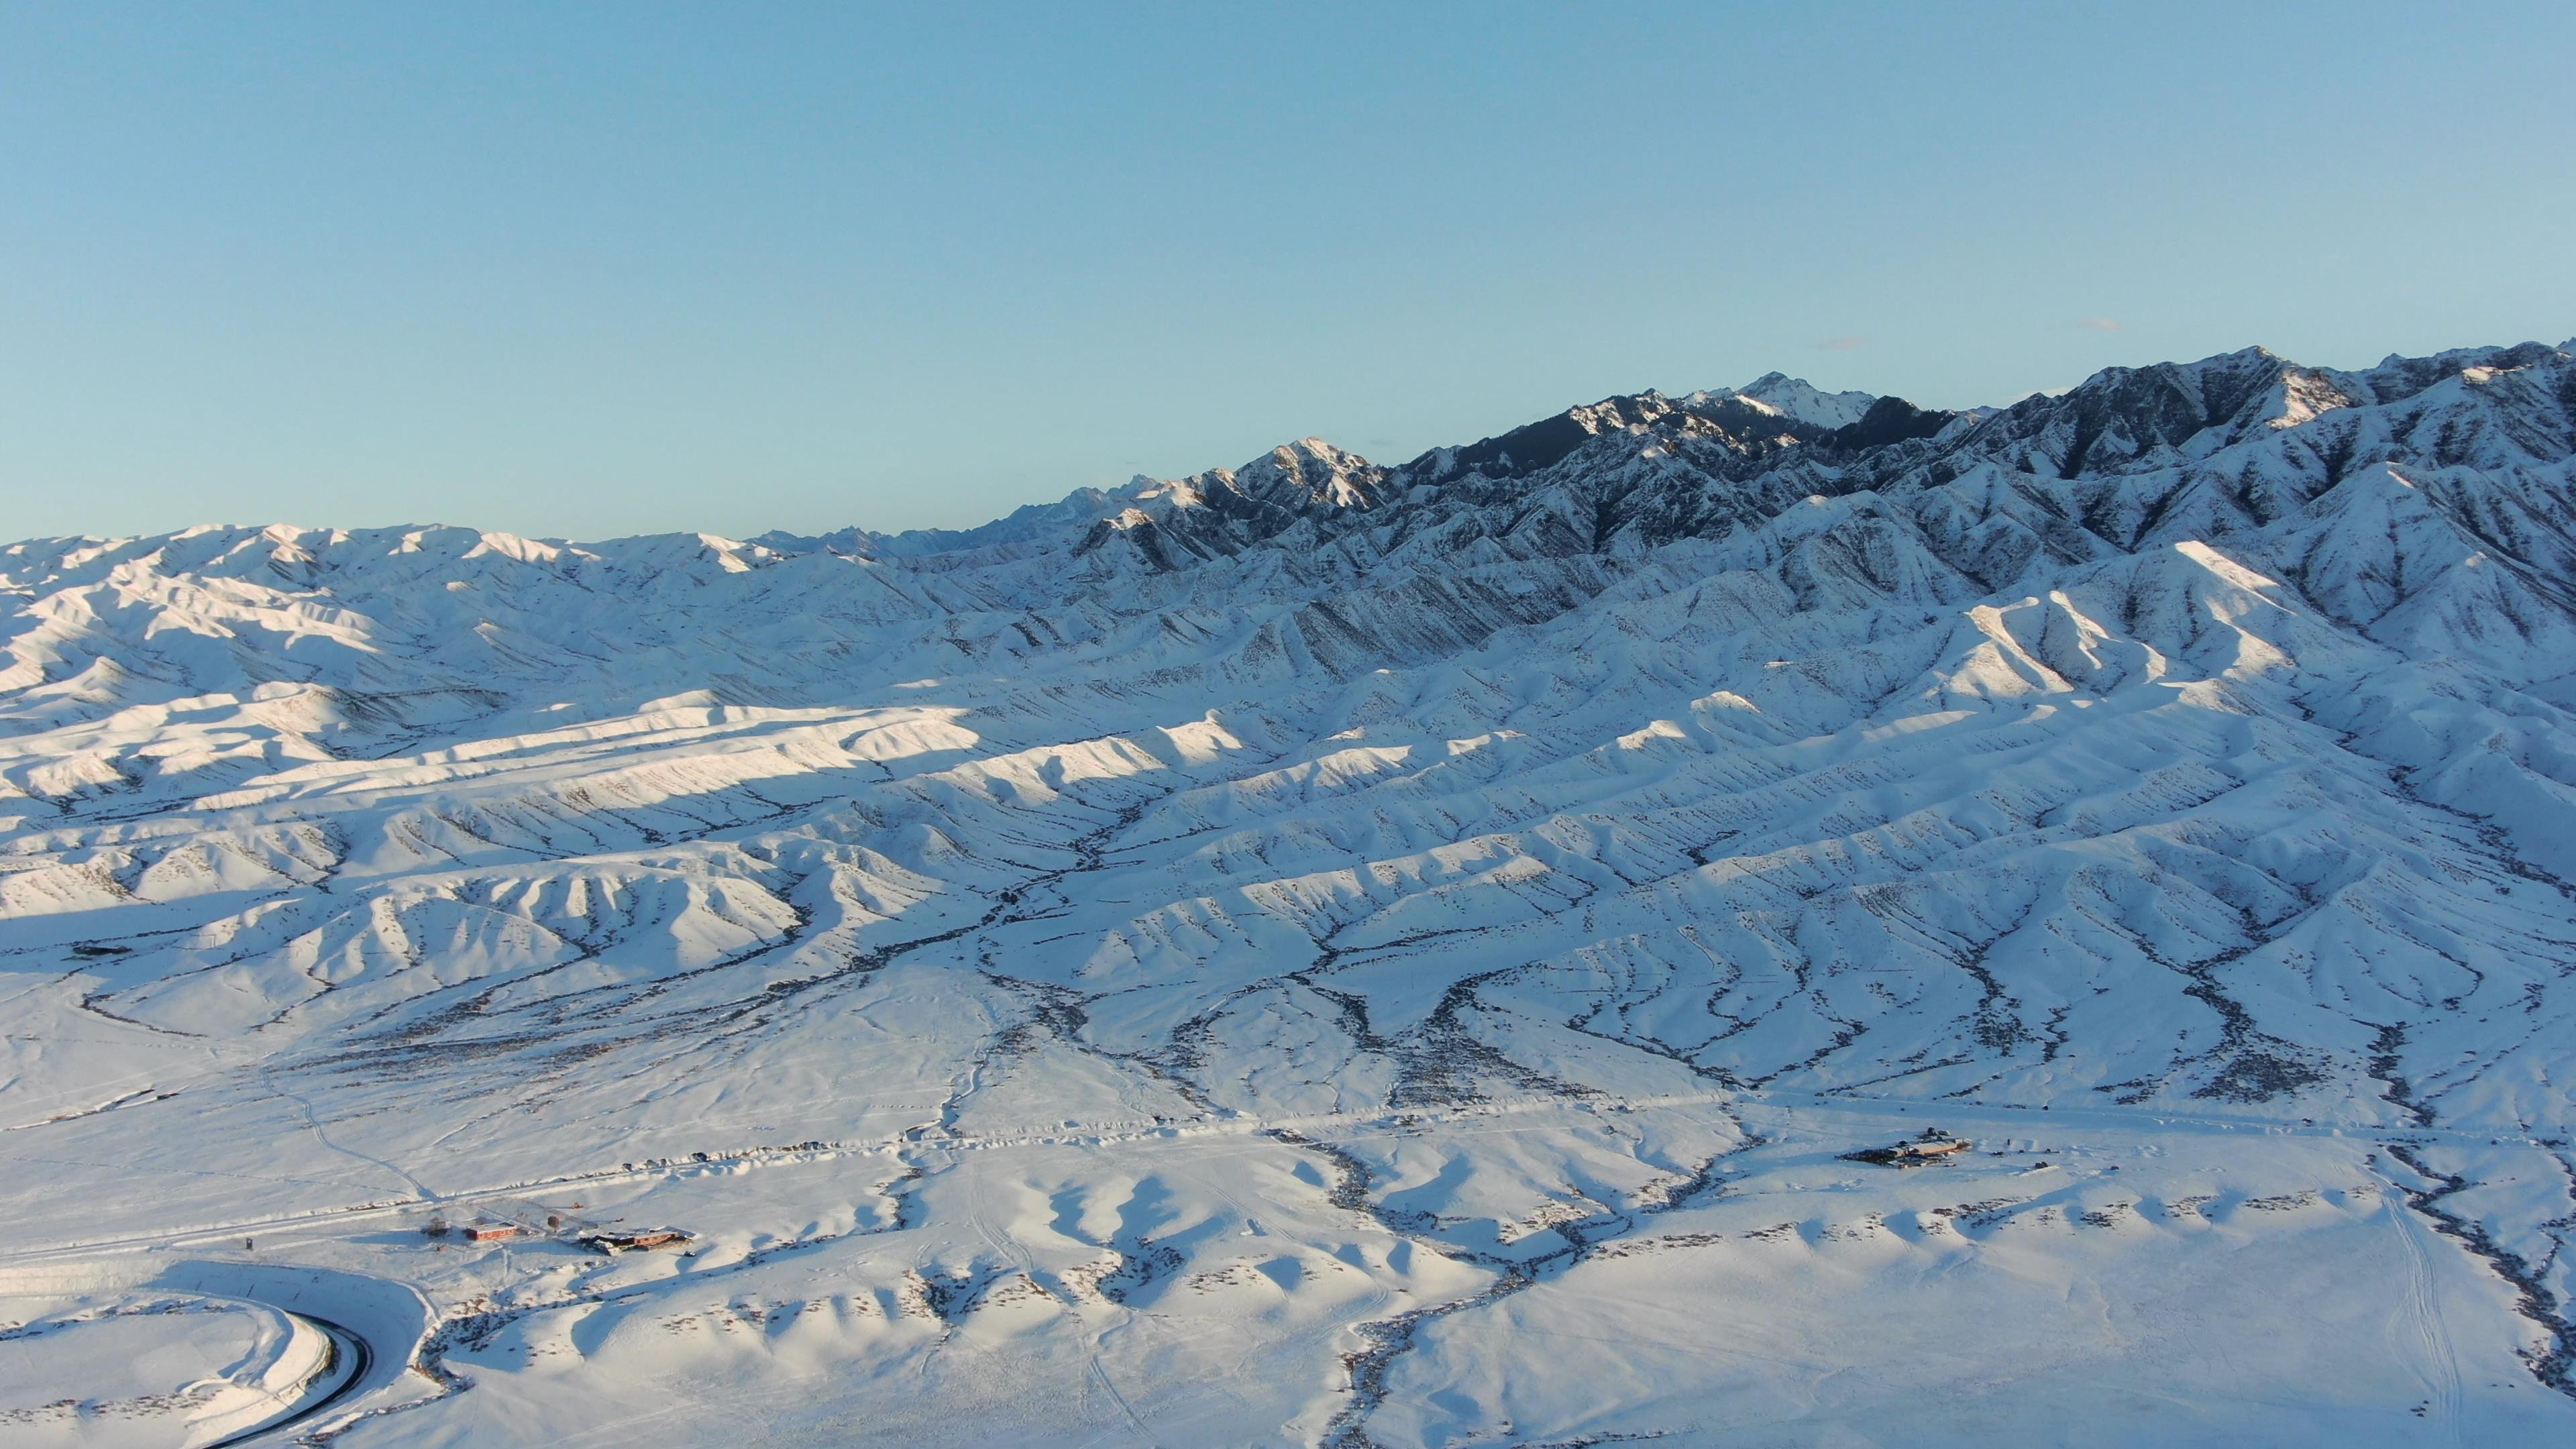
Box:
[7,339,2576,1444]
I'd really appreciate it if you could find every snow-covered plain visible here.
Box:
[6,341,2576,1444]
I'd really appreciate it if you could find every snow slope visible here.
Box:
[5,345,2576,1444]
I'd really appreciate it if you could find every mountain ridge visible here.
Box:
[7,335,2576,1443]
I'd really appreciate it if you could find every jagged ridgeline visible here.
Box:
[7,339,2576,1439]
[8,339,2576,1095]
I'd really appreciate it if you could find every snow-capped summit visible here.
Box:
[1221,437,1393,511]
[1685,370,1880,429]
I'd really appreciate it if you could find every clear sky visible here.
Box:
[6,3,2572,543]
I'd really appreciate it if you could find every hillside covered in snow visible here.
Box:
[7,339,2576,1446]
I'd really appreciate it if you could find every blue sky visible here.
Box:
[5,3,2571,541]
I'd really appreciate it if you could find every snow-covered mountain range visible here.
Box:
[7,339,2576,1446]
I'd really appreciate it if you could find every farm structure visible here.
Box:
[1843,1133,1973,1167]
[579,1228,696,1254]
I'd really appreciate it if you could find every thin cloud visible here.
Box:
[2076,317,2122,332]
[1817,334,1865,352]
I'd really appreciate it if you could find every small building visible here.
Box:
[579,1227,696,1255]
[1843,1131,1973,1167]
[464,1223,522,1242]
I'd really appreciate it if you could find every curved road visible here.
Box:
[205,1311,374,1448]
